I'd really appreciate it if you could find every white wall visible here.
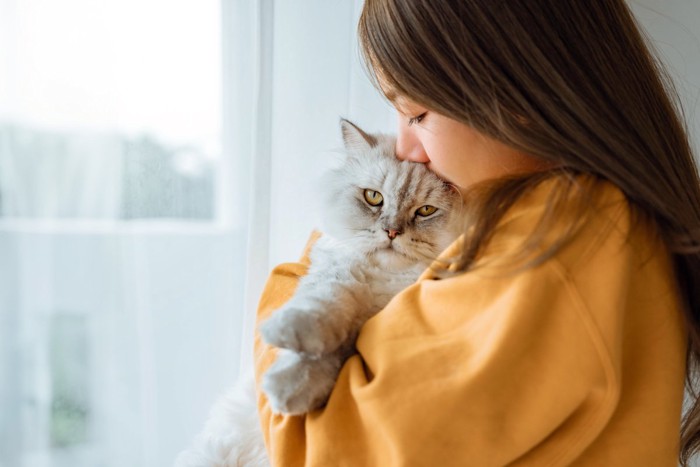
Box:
[630,0,700,154]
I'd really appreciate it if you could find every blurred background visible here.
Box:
[0,0,697,466]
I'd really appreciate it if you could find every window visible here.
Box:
[0,0,221,221]
[0,2,241,466]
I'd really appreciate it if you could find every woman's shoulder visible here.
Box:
[405,172,683,384]
[508,174,631,235]
[536,175,662,268]
[443,173,680,345]
[483,174,660,270]
[427,173,674,309]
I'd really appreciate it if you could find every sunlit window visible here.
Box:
[0,0,221,220]
[0,1,225,465]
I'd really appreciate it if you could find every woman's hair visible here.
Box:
[359,0,700,463]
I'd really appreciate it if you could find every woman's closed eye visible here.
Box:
[408,112,427,126]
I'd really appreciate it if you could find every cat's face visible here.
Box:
[320,120,462,266]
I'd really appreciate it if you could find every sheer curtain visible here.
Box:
[0,0,393,466]
[0,1,697,466]
[0,1,242,466]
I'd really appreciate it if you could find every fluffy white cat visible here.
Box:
[176,119,462,466]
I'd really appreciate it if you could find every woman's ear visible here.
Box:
[340,118,378,153]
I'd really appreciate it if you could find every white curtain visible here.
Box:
[0,1,697,466]
[0,0,394,466]
[0,127,123,218]
[0,0,243,466]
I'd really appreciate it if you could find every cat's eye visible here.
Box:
[363,189,384,206]
[416,205,438,217]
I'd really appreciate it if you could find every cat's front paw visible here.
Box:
[262,350,341,415]
[259,304,347,357]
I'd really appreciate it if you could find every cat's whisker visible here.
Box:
[409,238,437,248]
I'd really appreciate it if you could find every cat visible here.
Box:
[175,119,462,467]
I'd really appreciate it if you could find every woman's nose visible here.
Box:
[395,120,430,163]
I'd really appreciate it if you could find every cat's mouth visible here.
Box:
[376,240,418,261]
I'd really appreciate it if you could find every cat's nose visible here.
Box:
[385,229,402,239]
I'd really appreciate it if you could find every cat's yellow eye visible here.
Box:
[416,205,438,217]
[363,189,384,206]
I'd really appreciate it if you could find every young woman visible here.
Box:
[255,1,700,465]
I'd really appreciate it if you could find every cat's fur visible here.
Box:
[176,119,462,466]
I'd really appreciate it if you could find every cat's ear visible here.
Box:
[340,118,378,153]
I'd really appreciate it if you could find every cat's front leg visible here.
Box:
[262,349,345,415]
[259,279,371,357]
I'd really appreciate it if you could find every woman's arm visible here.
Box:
[254,253,619,466]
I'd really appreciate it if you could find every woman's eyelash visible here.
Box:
[408,112,427,126]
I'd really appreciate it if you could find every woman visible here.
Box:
[255,1,700,465]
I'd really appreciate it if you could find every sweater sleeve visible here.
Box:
[253,251,619,466]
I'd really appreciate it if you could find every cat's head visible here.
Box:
[320,119,463,267]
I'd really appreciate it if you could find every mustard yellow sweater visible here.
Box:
[254,179,687,466]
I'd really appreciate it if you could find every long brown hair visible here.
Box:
[358,0,700,463]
